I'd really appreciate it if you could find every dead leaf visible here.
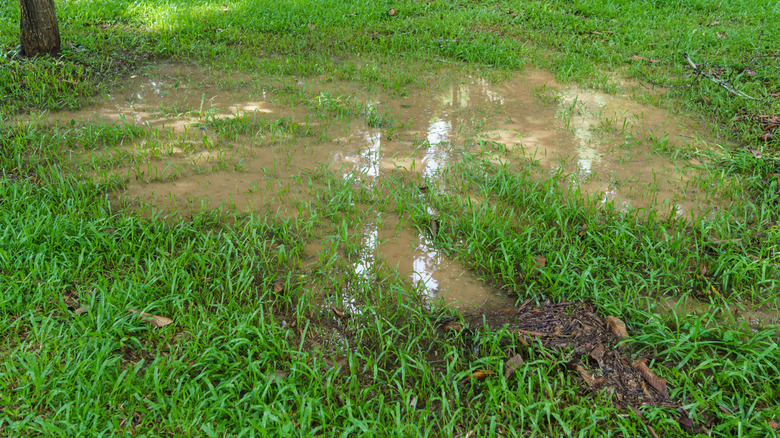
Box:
[331,308,351,320]
[710,284,724,299]
[699,262,710,277]
[749,148,763,158]
[578,223,588,236]
[128,309,173,328]
[74,305,90,315]
[444,322,462,332]
[702,96,711,105]
[307,23,316,30]
[389,8,396,16]
[716,32,726,39]
[272,279,285,293]
[504,354,524,379]
[718,406,734,415]
[430,219,440,238]
[605,316,629,341]
[759,132,774,142]
[575,364,604,387]
[515,297,532,313]
[534,255,547,269]
[708,20,720,26]
[471,369,493,381]
[768,419,779,430]
[515,328,548,338]
[267,371,288,382]
[632,358,669,398]
[677,408,696,433]
[589,343,605,362]
[104,228,118,234]
[324,356,348,373]
[631,55,661,64]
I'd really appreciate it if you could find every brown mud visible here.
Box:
[39,63,738,311]
[305,214,508,311]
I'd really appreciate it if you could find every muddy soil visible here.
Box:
[42,63,735,311]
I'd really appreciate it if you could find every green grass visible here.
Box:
[2,0,778,142]
[2,0,780,436]
[2,137,779,436]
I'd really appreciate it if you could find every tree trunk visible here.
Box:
[19,0,61,57]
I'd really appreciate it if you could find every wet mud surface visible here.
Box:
[39,63,741,312]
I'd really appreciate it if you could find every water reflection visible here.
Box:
[341,81,514,307]
[411,233,440,294]
[356,129,382,179]
[422,118,451,179]
[52,64,724,308]
[354,219,379,280]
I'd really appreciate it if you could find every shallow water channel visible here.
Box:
[47,63,738,313]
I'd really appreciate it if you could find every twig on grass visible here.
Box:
[633,66,697,91]
[683,53,762,101]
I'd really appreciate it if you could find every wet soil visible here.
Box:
[304,214,505,311]
[39,63,735,310]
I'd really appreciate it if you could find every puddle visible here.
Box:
[302,211,511,311]
[40,64,276,133]
[357,214,506,310]
[37,63,729,309]
[482,79,721,217]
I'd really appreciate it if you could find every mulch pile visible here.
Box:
[458,301,676,410]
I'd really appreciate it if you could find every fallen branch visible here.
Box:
[684,53,762,101]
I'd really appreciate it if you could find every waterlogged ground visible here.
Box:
[38,63,756,314]
[60,64,724,212]
[5,1,780,433]
[42,63,747,312]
